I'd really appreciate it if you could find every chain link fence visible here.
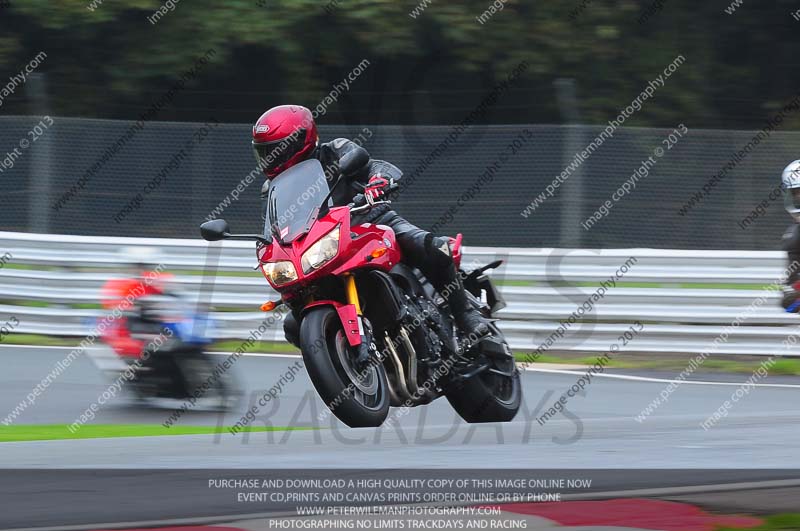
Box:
[0,115,795,249]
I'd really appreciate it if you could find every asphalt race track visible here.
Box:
[2,345,800,528]
[2,345,800,469]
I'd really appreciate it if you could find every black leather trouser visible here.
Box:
[365,209,428,264]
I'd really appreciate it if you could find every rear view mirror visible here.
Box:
[200,219,230,241]
[200,218,271,245]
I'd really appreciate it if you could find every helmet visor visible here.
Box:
[253,129,306,176]
[785,187,800,211]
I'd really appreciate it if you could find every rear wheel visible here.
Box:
[176,352,241,411]
[300,307,390,428]
[446,323,521,423]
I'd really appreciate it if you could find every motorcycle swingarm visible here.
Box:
[476,335,513,360]
[450,361,492,382]
[448,336,514,382]
[449,358,517,385]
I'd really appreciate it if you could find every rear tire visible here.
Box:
[176,352,242,411]
[446,324,521,423]
[300,307,390,428]
[446,371,521,423]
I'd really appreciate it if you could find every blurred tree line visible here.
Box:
[2,0,800,129]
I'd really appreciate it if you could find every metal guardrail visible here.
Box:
[0,231,797,357]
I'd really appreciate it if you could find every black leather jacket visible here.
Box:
[782,223,800,310]
[314,138,402,208]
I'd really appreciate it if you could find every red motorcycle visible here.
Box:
[201,149,520,427]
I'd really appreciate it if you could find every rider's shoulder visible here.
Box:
[322,138,370,159]
[783,223,800,250]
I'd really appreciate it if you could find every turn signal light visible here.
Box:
[369,247,388,260]
[260,300,279,312]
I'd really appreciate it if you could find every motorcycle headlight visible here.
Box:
[301,225,340,274]
[260,260,298,286]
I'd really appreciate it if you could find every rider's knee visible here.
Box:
[425,234,454,269]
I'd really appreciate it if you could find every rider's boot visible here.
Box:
[427,236,491,340]
[445,265,491,340]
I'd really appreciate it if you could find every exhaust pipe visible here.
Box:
[384,331,412,401]
[398,327,420,396]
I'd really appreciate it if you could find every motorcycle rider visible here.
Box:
[100,247,174,359]
[781,160,800,311]
[251,104,489,346]
[98,248,232,406]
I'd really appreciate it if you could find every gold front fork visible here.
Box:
[344,274,362,315]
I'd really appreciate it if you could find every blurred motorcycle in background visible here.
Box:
[89,250,238,410]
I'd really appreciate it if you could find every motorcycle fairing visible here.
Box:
[257,206,401,289]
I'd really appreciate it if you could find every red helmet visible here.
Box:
[252,105,318,179]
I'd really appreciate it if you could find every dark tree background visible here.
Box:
[1,0,799,129]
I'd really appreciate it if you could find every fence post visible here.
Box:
[27,73,51,234]
[554,78,583,248]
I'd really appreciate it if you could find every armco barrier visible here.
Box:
[0,231,797,356]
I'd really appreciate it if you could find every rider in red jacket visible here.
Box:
[100,249,173,358]
[252,105,489,346]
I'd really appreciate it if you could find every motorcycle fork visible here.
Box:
[344,274,362,315]
[344,274,370,363]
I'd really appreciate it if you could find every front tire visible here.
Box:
[300,307,390,428]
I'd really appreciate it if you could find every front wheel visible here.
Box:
[300,307,390,428]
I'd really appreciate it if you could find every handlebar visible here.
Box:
[348,194,366,210]
[347,181,399,213]
[349,194,391,213]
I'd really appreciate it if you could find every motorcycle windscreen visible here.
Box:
[265,158,330,243]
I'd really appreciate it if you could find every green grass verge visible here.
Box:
[717,513,800,531]
[213,339,300,354]
[3,301,271,312]
[71,303,103,310]
[1,262,772,288]
[7,334,798,374]
[498,280,772,290]
[1,334,80,347]
[167,269,263,278]
[4,299,51,308]
[0,263,50,271]
[1,263,262,277]
[0,424,306,443]
[0,334,302,354]
[516,353,800,375]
